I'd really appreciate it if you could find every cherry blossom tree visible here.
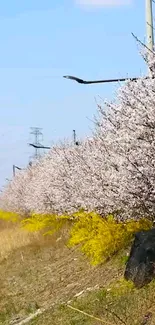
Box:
[1,50,155,220]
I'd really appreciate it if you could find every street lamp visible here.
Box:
[64,1,154,86]
[13,165,22,177]
[28,143,51,150]
[63,75,138,85]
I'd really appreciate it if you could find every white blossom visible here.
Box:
[1,50,155,220]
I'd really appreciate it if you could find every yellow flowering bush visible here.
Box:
[21,213,70,235]
[0,209,152,266]
[68,212,152,265]
[0,210,20,222]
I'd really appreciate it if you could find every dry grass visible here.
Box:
[0,219,70,261]
[0,222,41,261]
[1,221,155,325]
[27,278,155,325]
[0,221,124,325]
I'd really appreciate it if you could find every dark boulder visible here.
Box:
[124,228,155,288]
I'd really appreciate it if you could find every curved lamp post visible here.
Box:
[13,165,22,177]
[63,75,139,85]
[28,143,51,150]
[64,1,154,85]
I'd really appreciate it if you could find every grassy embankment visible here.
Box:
[0,216,155,325]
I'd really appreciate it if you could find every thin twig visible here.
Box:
[105,307,127,325]
[67,304,114,325]
[131,33,154,54]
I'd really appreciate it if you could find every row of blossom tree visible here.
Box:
[1,51,155,220]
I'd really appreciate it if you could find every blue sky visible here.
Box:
[0,0,152,188]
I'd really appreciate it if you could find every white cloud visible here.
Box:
[75,0,131,7]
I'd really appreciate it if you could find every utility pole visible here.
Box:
[73,130,76,145]
[73,130,79,146]
[13,165,22,177]
[29,127,43,161]
[146,0,154,51]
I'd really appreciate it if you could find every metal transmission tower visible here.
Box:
[29,127,43,160]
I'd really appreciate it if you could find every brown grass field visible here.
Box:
[0,219,155,325]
